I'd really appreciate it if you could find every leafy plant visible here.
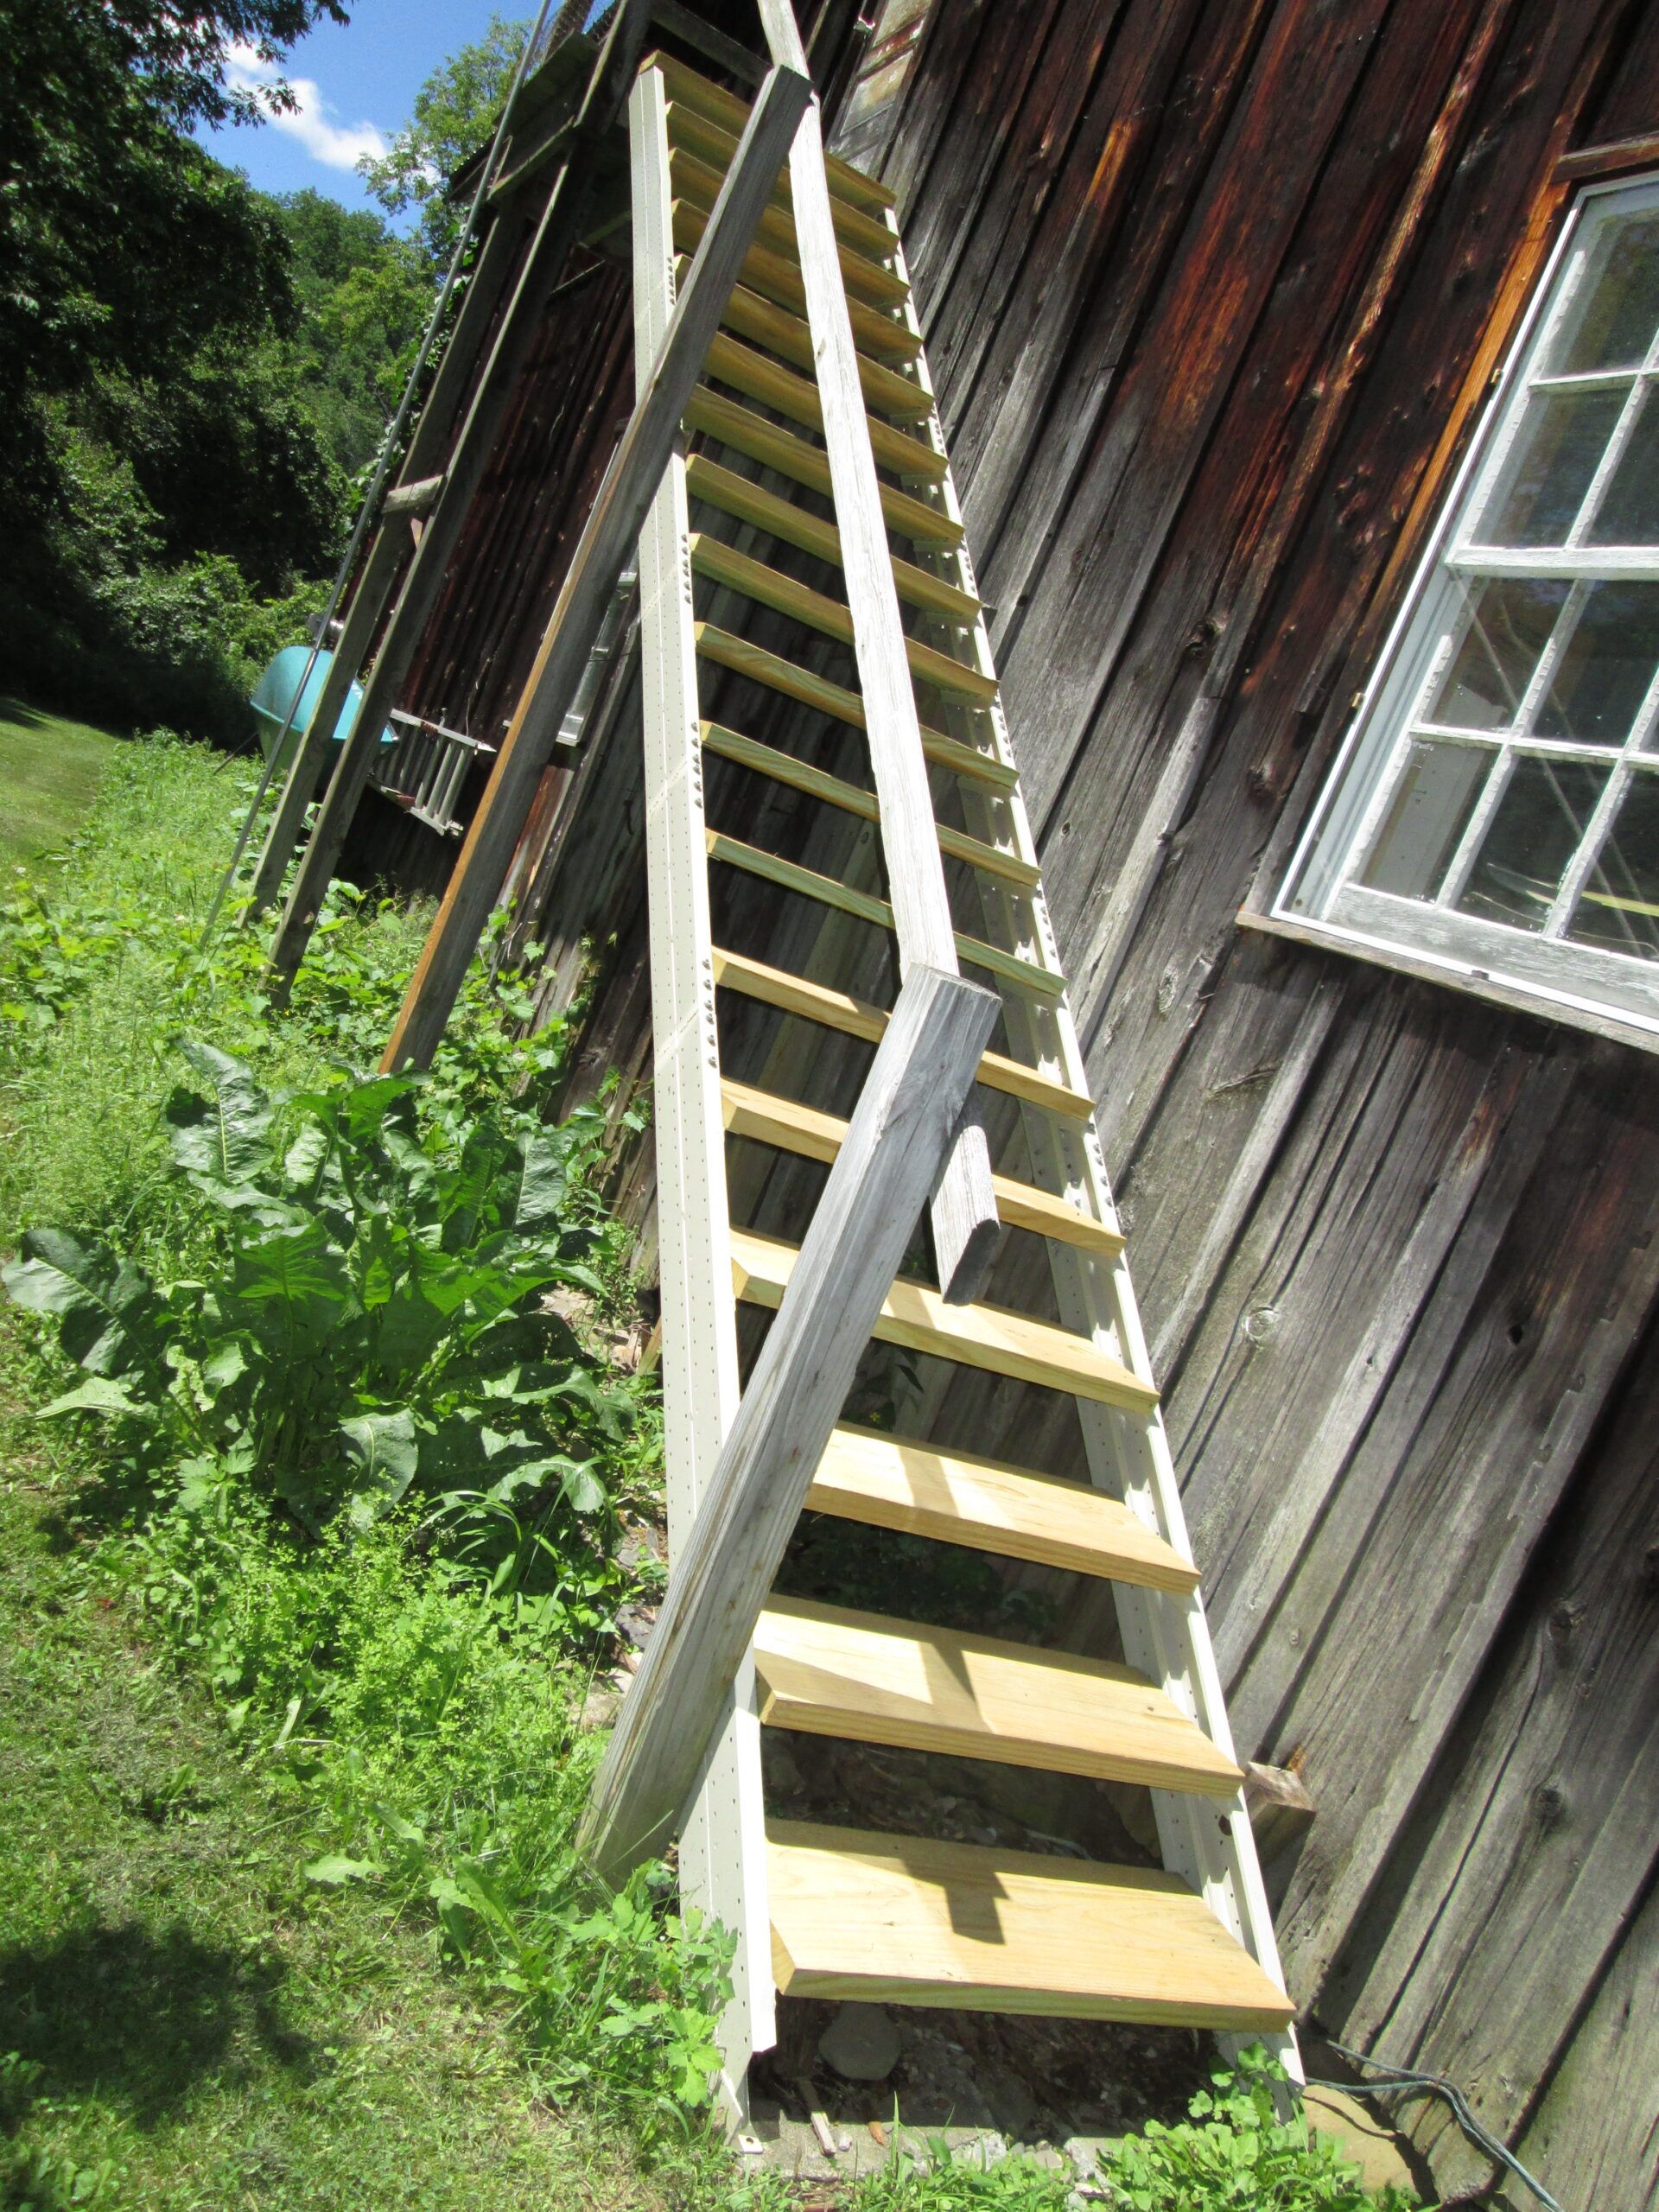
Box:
[1093,2048,1419,2210]
[5,1040,633,1579]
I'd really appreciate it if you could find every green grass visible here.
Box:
[0,700,127,875]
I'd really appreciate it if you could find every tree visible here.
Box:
[359,14,532,270]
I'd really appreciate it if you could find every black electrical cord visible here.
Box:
[1306,2039,1567,2212]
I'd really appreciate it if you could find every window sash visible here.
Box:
[1277,175,1659,1043]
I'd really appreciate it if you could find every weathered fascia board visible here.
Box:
[759,0,1000,1306]
[376,55,812,1076]
[578,963,998,1883]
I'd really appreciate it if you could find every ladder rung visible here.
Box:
[671,147,909,309]
[685,390,960,548]
[711,946,1095,1122]
[645,52,896,214]
[705,827,1061,1000]
[685,456,981,625]
[705,332,946,482]
[664,99,899,263]
[705,270,933,423]
[694,624,1007,785]
[731,1225,1158,1413]
[672,201,920,365]
[807,1423,1195,1591]
[701,722,1038,887]
[755,1597,1241,1794]
[721,1076,1115,1250]
[767,1822,1296,2028]
[690,535,995,702]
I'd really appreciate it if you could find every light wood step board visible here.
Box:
[711,945,1096,1122]
[672,201,919,365]
[691,534,988,696]
[703,331,946,482]
[721,1076,1111,1250]
[768,1821,1298,2029]
[684,389,959,545]
[730,1224,1157,1413]
[691,265,931,423]
[671,147,909,309]
[702,721,1036,888]
[755,1596,1239,1794]
[686,456,979,622]
[705,827,1059,999]
[647,51,895,214]
[694,623,1002,781]
[806,1423,1198,1592]
[664,100,900,264]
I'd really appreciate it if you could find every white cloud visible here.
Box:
[225,41,388,172]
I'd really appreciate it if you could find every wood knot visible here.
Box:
[1548,1599,1584,1651]
[1242,1305,1281,1347]
[1531,1783,1567,1831]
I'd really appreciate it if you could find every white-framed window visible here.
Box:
[1275,174,1659,1046]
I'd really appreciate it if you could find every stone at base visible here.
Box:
[1305,2085,1418,2196]
[817,2001,902,2084]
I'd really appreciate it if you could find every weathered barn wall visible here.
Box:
[350,1,1659,2197]
[836,0,1659,2198]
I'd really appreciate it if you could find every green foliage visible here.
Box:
[360,14,532,268]
[1092,2050,1418,2210]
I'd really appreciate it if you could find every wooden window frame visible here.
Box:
[1267,172,1659,1053]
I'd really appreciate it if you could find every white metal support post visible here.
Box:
[627,60,775,2113]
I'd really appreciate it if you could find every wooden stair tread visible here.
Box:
[646,52,896,213]
[710,946,1095,1121]
[694,622,1004,779]
[685,456,979,622]
[691,533,992,696]
[703,332,946,481]
[693,265,932,423]
[721,1076,1115,1249]
[806,1422,1198,1592]
[684,389,958,546]
[767,1821,1297,2028]
[755,1596,1239,1793]
[671,146,909,308]
[705,827,1061,998]
[673,201,920,365]
[664,99,899,263]
[730,1224,1158,1413]
[701,722,1036,887]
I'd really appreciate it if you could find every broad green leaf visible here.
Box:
[3,1229,159,1377]
[35,1375,154,1421]
[340,1406,418,1528]
[302,1855,382,1885]
[166,1040,273,1181]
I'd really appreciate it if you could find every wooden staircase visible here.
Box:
[612,30,1297,2110]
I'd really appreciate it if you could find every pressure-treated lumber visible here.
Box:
[684,389,961,543]
[690,265,931,421]
[690,536,992,696]
[767,1822,1299,2027]
[701,722,1038,886]
[694,625,1006,782]
[721,1076,1118,1249]
[664,99,899,261]
[671,147,908,307]
[706,828,1059,997]
[579,964,998,1881]
[684,456,980,620]
[804,1423,1198,1592]
[701,332,946,478]
[648,48,894,212]
[671,200,920,362]
[266,0,658,982]
[730,1224,1159,1412]
[754,1596,1241,1793]
[378,59,812,1074]
[710,946,1096,1120]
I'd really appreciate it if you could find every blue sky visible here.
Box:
[200,3,522,216]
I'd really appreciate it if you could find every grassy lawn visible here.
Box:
[0,700,126,874]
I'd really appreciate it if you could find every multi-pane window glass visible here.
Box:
[1279,178,1659,1038]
